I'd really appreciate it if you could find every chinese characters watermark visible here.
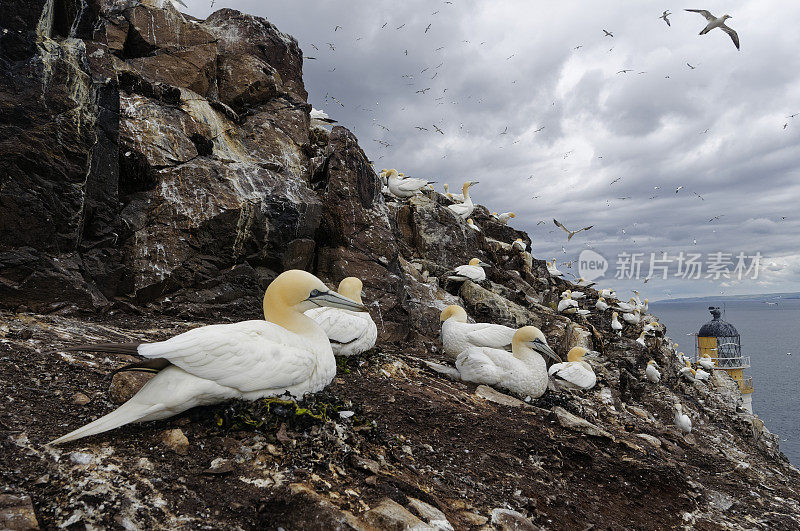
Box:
[579,250,762,281]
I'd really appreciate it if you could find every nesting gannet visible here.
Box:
[636,331,647,347]
[598,288,616,299]
[547,260,565,277]
[305,277,377,357]
[616,298,638,313]
[455,326,561,398]
[386,169,434,198]
[622,309,641,325]
[447,181,478,219]
[575,308,591,317]
[642,298,649,313]
[440,305,515,358]
[674,403,692,434]
[685,9,740,50]
[645,360,661,383]
[694,367,710,381]
[444,183,463,201]
[611,312,623,335]
[448,258,490,282]
[575,278,596,288]
[558,291,579,313]
[310,108,337,126]
[548,347,597,390]
[553,219,593,240]
[679,365,696,382]
[567,290,586,300]
[493,212,516,225]
[466,218,481,232]
[49,270,367,444]
[595,297,609,311]
[511,238,526,252]
[698,354,715,371]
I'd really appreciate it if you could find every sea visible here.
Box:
[650,299,800,466]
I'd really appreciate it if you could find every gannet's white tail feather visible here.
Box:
[423,361,461,380]
[48,401,164,445]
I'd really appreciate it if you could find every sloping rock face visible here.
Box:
[2,2,800,530]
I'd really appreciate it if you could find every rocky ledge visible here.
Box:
[1,1,799,529]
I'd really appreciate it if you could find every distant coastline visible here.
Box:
[652,292,800,304]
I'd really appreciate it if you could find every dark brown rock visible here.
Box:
[0,493,39,530]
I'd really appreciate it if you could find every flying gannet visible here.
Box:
[685,9,740,50]
[386,169,434,198]
[455,326,561,398]
[439,305,515,359]
[548,347,597,390]
[674,403,692,434]
[645,360,661,383]
[447,181,478,219]
[305,277,377,357]
[553,219,593,240]
[49,270,367,444]
[448,258,490,282]
[660,10,672,27]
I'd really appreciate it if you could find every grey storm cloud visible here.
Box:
[183,0,800,299]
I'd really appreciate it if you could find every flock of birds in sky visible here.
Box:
[49,152,716,444]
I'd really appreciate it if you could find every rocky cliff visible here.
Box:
[1,2,799,529]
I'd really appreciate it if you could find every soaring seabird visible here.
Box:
[685,9,740,50]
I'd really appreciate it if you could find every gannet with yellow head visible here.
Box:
[455,326,561,398]
[595,297,609,311]
[49,270,367,445]
[558,290,578,314]
[645,359,661,383]
[511,238,526,252]
[548,347,597,390]
[698,353,715,371]
[305,277,377,357]
[386,169,434,198]
[494,212,516,225]
[611,311,623,335]
[674,403,692,434]
[546,260,564,277]
[439,305,516,359]
[447,181,478,219]
[466,218,481,232]
[448,257,490,282]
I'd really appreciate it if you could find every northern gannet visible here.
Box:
[616,298,638,313]
[598,288,616,299]
[595,297,609,311]
[511,238,526,252]
[49,270,367,444]
[575,278,596,288]
[611,312,623,335]
[448,258,490,282]
[660,10,672,27]
[492,212,516,225]
[553,219,593,240]
[694,367,710,381]
[443,183,456,200]
[567,290,586,300]
[674,403,692,434]
[386,169,434,198]
[558,291,578,313]
[305,277,377,357]
[685,9,740,50]
[547,260,565,277]
[698,354,715,371]
[310,108,337,126]
[440,305,515,358]
[444,183,463,201]
[636,331,647,347]
[622,309,641,325]
[645,360,661,383]
[642,298,649,313]
[548,347,597,390]
[679,364,696,382]
[466,218,481,232]
[455,326,561,398]
[447,181,478,219]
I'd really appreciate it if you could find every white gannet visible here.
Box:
[553,219,593,240]
[645,360,661,383]
[568,290,586,300]
[548,347,597,390]
[616,298,638,313]
[595,297,609,311]
[443,183,458,201]
[511,238,526,252]
[440,305,515,358]
[49,270,367,445]
[698,354,715,371]
[642,298,649,313]
[466,218,481,232]
[685,9,739,50]
[547,260,565,277]
[455,326,561,398]
[674,403,692,434]
[386,169,434,198]
[575,308,591,317]
[679,363,696,382]
[611,311,623,335]
[310,108,337,126]
[305,277,377,357]
[622,309,641,325]
[598,288,616,299]
[694,367,710,381]
[493,212,516,225]
[448,258,489,283]
[635,331,647,347]
[447,181,478,219]
[558,291,578,314]
[575,277,596,288]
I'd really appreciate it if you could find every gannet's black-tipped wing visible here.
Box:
[722,26,740,50]
[685,9,715,21]
[553,219,570,234]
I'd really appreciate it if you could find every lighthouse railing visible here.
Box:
[708,355,750,369]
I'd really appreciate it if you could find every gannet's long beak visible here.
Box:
[584,350,601,360]
[477,261,491,267]
[308,290,368,312]
[530,338,562,362]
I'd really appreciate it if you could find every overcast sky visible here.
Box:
[182,0,800,300]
